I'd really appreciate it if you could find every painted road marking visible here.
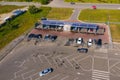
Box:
[48,74,60,80]
[92,69,109,80]
[60,76,69,80]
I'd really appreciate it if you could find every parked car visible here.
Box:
[70,2,75,5]
[77,48,88,53]
[13,10,26,16]
[97,39,102,46]
[39,68,53,76]
[50,35,57,41]
[92,5,97,9]
[34,34,42,39]
[87,39,93,47]
[4,16,12,21]
[44,34,51,40]
[76,37,83,45]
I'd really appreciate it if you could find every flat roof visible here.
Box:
[41,20,98,29]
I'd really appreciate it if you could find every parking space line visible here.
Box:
[38,55,43,63]
[92,69,109,80]
[65,58,74,67]
[18,60,26,67]
[21,74,25,80]
[48,74,60,80]
[58,58,67,68]
[22,69,35,79]
[116,66,120,71]
[14,67,27,78]
[74,77,79,80]
[60,76,69,80]
[77,56,91,63]
[110,61,120,69]
[94,55,108,59]
[62,53,77,60]
[32,57,37,63]
[35,77,40,80]
[42,55,52,65]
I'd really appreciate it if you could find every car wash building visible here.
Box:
[40,20,102,34]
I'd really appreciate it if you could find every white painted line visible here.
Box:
[48,74,60,80]
[116,66,120,71]
[92,75,109,80]
[43,55,52,65]
[65,58,73,67]
[21,74,25,80]
[22,69,35,79]
[58,58,67,68]
[32,57,37,63]
[62,53,76,59]
[92,77,101,80]
[18,60,26,67]
[60,76,69,80]
[38,55,43,63]
[74,77,79,80]
[94,55,108,59]
[77,56,91,63]
[93,70,109,73]
[92,70,110,80]
[15,67,27,77]
[35,77,40,80]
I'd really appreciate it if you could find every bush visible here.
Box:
[28,5,39,14]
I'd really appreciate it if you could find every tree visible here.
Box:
[41,0,48,4]
[26,0,32,2]
[28,5,39,14]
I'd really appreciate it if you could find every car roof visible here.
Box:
[88,39,92,42]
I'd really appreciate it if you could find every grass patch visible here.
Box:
[79,9,120,22]
[65,0,120,4]
[110,24,120,42]
[47,8,73,20]
[0,7,51,50]
[0,5,24,14]
[79,9,120,42]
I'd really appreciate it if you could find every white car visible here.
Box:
[39,68,53,76]
[76,37,83,45]
[87,39,93,47]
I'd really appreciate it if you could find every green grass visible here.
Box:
[0,5,24,14]
[0,7,51,50]
[47,8,73,20]
[79,9,120,42]
[65,0,120,4]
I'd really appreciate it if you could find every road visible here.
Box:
[0,0,120,9]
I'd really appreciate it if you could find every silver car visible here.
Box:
[39,68,53,76]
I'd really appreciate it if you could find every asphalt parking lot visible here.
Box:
[0,36,120,80]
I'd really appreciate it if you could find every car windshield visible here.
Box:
[42,69,49,74]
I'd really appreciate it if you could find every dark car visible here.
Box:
[44,34,51,40]
[28,34,35,38]
[97,39,102,46]
[77,48,88,53]
[70,2,75,5]
[34,34,42,39]
[41,17,47,20]
[50,35,57,41]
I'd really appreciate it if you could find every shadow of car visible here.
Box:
[77,48,88,53]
